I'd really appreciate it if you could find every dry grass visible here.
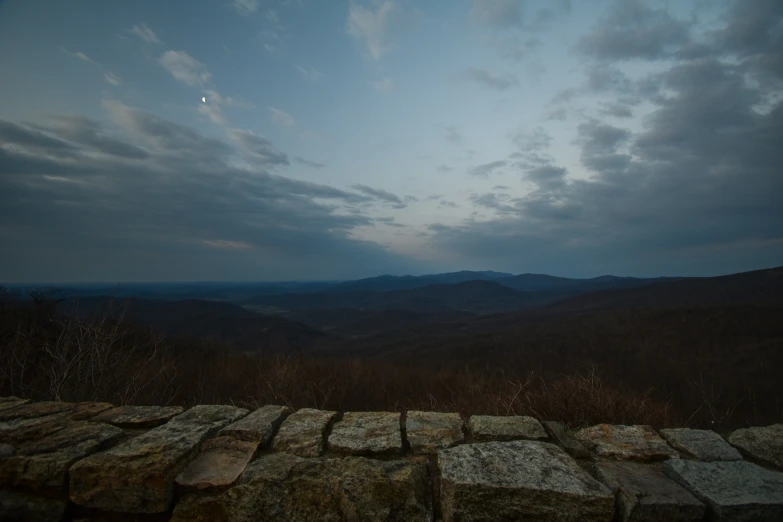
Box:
[0,294,680,428]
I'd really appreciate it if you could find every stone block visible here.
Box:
[596,461,705,521]
[219,404,290,444]
[469,415,547,442]
[94,405,184,429]
[171,452,432,522]
[406,411,464,453]
[272,408,336,457]
[660,428,742,461]
[729,424,783,470]
[664,459,783,521]
[438,440,615,521]
[69,404,247,513]
[175,436,258,489]
[576,424,679,461]
[328,411,402,455]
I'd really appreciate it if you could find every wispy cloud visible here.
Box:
[62,48,121,87]
[159,50,211,87]
[295,64,324,82]
[129,23,161,44]
[347,0,417,60]
[203,239,255,250]
[461,67,519,91]
[294,156,326,169]
[268,107,295,127]
[371,77,394,92]
[232,0,259,15]
[469,160,506,178]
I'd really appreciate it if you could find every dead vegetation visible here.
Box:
[0,289,778,430]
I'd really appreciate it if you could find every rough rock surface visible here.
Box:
[542,421,590,458]
[171,452,432,522]
[0,444,14,458]
[406,411,464,453]
[328,411,402,455]
[663,459,783,521]
[94,405,184,429]
[0,489,67,522]
[69,404,247,513]
[660,428,742,461]
[0,421,123,489]
[0,401,113,444]
[0,401,75,422]
[0,397,30,412]
[175,436,258,489]
[728,424,783,470]
[219,404,289,444]
[469,415,547,442]
[596,461,705,521]
[438,440,614,521]
[576,424,679,462]
[272,408,336,457]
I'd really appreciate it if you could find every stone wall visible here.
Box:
[1,396,781,521]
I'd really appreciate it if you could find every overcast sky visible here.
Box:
[1,0,781,282]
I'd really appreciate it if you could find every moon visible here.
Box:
[201,96,206,103]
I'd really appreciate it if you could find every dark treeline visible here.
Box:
[1,287,781,430]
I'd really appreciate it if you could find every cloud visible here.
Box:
[437,164,454,173]
[470,0,524,29]
[579,0,691,61]
[294,156,326,169]
[295,64,324,82]
[203,239,254,250]
[444,127,463,145]
[425,8,783,277]
[62,49,121,86]
[462,67,519,91]
[469,160,506,178]
[227,129,289,167]
[159,50,211,87]
[374,217,405,228]
[470,192,516,214]
[268,107,295,127]
[371,77,394,92]
[0,104,418,281]
[350,183,407,208]
[232,0,259,15]
[35,115,149,159]
[129,23,161,44]
[347,1,417,60]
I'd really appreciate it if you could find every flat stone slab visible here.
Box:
[438,440,614,521]
[663,459,783,521]
[576,424,679,462]
[0,489,67,522]
[94,405,184,429]
[0,421,123,489]
[469,415,547,442]
[219,404,289,444]
[175,436,258,489]
[171,452,432,522]
[729,424,783,470]
[596,461,705,521]
[0,397,30,412]
[272,408,336,457]
[406,411,464,453]
[69,404,247,513]
[0,401,113,444]
[328,411,403,455]
[661,428,742,461]
[542,421,590,458]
